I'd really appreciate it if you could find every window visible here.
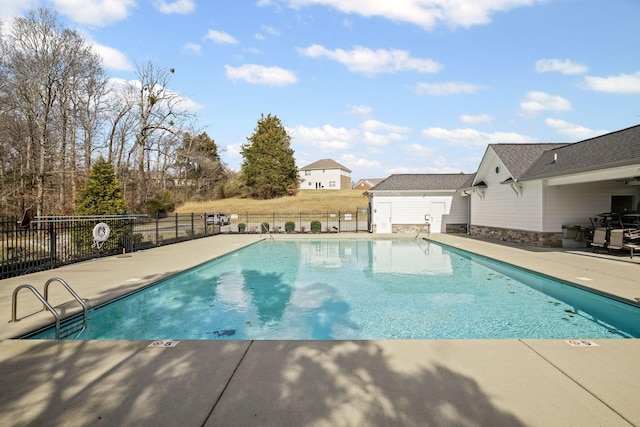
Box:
[305,170,311,176]
[329,181,336,188]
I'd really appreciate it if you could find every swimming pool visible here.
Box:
[30,239,640,340]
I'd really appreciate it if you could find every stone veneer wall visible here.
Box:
[393,224,468,235]
[470,225,562,248]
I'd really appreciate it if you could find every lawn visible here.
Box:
[177,190,370,214]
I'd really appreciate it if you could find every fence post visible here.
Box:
[191,213,195,239]
[338,211,341,233]
[155,215,160,245]
[49,217,56,268]
[175,213,179,240]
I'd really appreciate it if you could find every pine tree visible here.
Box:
[76,157,128,215]
[240,114,299,199]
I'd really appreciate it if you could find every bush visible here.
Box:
[238,223,246,233]
[144,190,175,215]
[261,222,270,232]
[310,220,322,233]
[285,221,295,233]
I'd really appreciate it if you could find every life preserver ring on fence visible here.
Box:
[92,222,110,248]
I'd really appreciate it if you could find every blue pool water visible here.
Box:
[31,239,640,340]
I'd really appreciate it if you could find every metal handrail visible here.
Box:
[43,277,88,332]
[11,284,61,340]
[414,221,431,240]
[262,223,275,241]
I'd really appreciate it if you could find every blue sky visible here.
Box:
[2,0,640,182]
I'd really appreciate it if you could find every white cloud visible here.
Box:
[544,119,608,140]
[421,127,538,148]
[459,114,493,125]
[400,143,438,158]
[415,81,487,95]
[270,0,545,30]
[361,119,411,134]
[225,64,297,86]
[535,58,588,75]
[51,0,136,27]
[91,41,133,71]
[261,25,281,36]
[205,30,239,44]
[519,91,572,117]
[297,44,441,76]
[153,0,195,14]
[0,0,37,22]
[340,154,380,169]
[582,71,640,94]
[289,124,359,151]
[182,42,202,55]
[346,104,372,118]
[255,25,280,40]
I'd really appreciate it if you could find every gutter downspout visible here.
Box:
[463,190,471,235]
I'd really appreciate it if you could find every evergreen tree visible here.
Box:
[76,157,128,215]
[240,114,299,199]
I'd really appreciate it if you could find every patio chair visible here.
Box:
[607,229,624,253]
[590,227,607,252]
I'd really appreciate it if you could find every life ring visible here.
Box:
[93,222,111,242]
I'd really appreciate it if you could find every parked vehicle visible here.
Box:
[206,213,230,226]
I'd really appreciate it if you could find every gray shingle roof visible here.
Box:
[369,174,475,191]
[520,124,640,181]
[300,159,351,172]
[491,143,568,180]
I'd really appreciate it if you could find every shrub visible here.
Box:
[310,220,322,233]
[285,221,295,233]
[238,223,246,233]
[261,222,270,232]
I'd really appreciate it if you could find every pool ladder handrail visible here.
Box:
[10,277,88,340]
[262,223,275,241]
[414,220,431,240]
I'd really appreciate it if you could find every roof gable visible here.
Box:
[369,174,475,192]
[300,158,351,172]
[490,143,568,180]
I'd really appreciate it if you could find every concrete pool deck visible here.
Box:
[0,233,638,426]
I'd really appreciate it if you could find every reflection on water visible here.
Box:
[29,239,640,340]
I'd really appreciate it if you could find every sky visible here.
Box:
[2,0,640,183]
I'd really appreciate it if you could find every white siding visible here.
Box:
[471,150,544,231]
[299,168,343,190]
[472,148,640,233]
[371,193,469,233]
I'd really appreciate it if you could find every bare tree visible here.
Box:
[128,61,193,210]
[0,8,107,215]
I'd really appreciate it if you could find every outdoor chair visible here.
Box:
[607,229,624,253]
[590,227,607,252]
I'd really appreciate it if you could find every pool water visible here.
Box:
[31,239,640,340]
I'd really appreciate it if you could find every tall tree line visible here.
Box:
[0,8,225,217]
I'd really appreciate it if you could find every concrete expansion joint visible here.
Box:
[203,340,254,426]
[518,340,634,426]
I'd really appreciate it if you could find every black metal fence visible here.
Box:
[1,209,370,279]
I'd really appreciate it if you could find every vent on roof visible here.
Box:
[552,153,558,163]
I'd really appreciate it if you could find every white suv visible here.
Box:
[206,213,230,226]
